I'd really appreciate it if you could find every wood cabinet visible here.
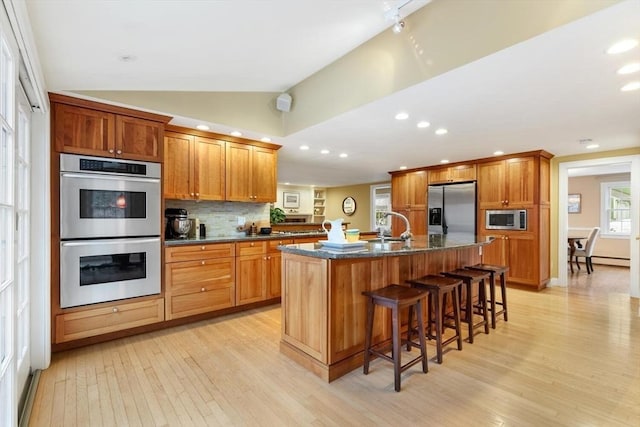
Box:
[390,169,427,236]
[164,131,225,200]
[267,239,293,298]
[478,156,536,209]
[55,298,164,343]
[165,243,235,319]
[50,94,169,162]
[428,163,476,184]
[226,142,278,202]
[480,231,538,286]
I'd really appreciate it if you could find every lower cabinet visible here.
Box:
[165,243,235,319]
[481,232,538,286]
[55,297,165,343]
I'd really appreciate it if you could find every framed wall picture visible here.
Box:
[568,193,581,213]
[283,192,300,209]
[342,196,356,216]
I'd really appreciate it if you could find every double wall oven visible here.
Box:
[59,154,161,308]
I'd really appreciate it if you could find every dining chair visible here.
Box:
[573,227,600,274]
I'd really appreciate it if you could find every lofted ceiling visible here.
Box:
[25,0,640,187]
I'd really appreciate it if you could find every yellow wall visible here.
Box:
[550,147,640,276]
[325,182,389,231]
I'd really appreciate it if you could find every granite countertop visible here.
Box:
[278,234,494,259]
[164,231,327,246]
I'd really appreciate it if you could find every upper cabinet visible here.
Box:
[428,163,476,184]
[164,131,225,201]
[478,155,541,209]
[50,93,171,162]
[226,142,278,202]
[391,169,427,209]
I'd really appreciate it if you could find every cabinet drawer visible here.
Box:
[237,240,267,256]
[55,298,164,343]
[165,258,235,295]
[268,238,294,253]
[165,243,235,262]
[168,287,235,319]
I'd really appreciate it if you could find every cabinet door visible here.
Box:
[236,254,267,305]
[481,234,507,266]
[193,136,225,200]
[408,170,428,207]
[225,142,252,201]
[505,157,535,207]
[267,252,282,298]
[505,233,537,285]
[252,146,277,202]
[53,103,115,156]
[164,132,192,200]
[391,170,427,207]
[428,168,450,185]
[449,164,476,182]
[391,173,410,208]
[478,160,506,209]
[115,115,163,162]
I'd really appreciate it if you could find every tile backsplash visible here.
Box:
[165,200,270,237]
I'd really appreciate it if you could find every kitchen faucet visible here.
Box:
[382,211,412,241]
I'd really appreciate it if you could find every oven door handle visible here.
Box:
[60,172,160,184]
[61,237,160,247]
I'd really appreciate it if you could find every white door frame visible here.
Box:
[558,155,640,297]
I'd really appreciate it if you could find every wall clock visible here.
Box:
[342,196,356,216]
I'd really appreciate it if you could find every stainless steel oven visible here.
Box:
[60,237,161,308]
[59,153,161,239]
[59,153,162,308]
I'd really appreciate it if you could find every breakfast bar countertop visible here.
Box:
[278,234,493,259]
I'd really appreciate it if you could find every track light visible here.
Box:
[385,0,412,34]
[392,14,405,34]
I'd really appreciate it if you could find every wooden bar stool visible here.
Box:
[362,285,429,392]
[442,269,490,343]
[406,275,463,364]
[465,264,509,329]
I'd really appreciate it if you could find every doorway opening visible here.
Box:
[557,155,639,298]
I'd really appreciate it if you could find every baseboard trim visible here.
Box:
[18,369,41,427]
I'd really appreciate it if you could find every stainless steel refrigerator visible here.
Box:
[427,182,477,235]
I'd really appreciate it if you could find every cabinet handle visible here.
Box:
[108,149,114,154]
[191,193,195,197]
[116,150,122,155]
[201,261,205,265]
[112,307,118,313]
[201,287,205,292]
[195,193,199,197]
[201,246,205,250]
[250,242,254,247]
[505,200,509,205]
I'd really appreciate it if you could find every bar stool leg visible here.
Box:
[464,282,474,343]
[363,297,374,375]
[434,291,444,363]
[487,271,497,329]
[480,279,490,335]
[391,305,401,392]
[415,298,428,374]
[500,272,508,322]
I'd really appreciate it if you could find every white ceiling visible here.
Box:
[26,0,640,187]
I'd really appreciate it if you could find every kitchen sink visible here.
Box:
[366,237,406,243]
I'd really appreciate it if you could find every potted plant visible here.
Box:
[270,207,286,224]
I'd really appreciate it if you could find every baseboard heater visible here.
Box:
[591,256,630,261]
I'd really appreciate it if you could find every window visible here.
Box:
[370,184,391,232]
[601,181,631,235]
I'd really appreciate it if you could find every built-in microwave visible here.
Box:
[486,209,527,230]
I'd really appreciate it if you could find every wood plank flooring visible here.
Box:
[30,266,640,426]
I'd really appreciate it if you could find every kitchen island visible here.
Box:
[278,234,492,381]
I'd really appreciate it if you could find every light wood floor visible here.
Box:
[30,266,640,426]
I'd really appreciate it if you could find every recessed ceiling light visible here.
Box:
[196,124,209,131]
[435,128,448,135]
[586,144,600,150]
[299,145,309,150]
[395,112,409,120]
[339,153,348,158]
[607,39,638,55]
[417,121,430,128]
[617,62,640,75]
[230,131,242,137]
[399,166,408,170]
[440,159,449,164]
[621,81,640,91]
[261,137,271,142]
[320,149,330,154]
[493,151,504,156]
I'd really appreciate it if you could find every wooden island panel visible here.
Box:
[280,243,482,382]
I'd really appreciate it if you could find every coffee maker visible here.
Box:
[165,208,191,239]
